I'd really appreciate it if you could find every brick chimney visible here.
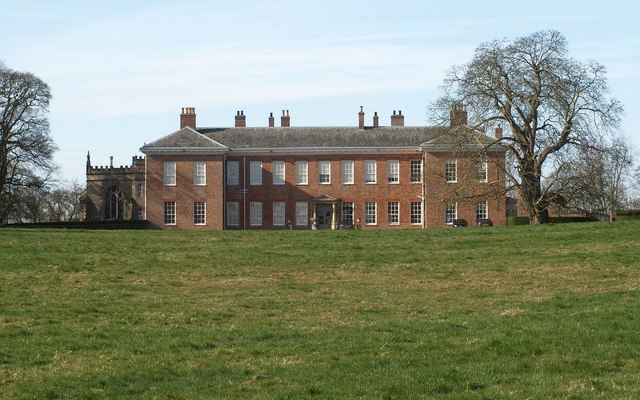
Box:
[449,103,468,127]
[281,110,290,127]
[358,106,365,130]
[235,110,246,127]
[373,112,379,127]
[495,124,503,139]
[180,107,196,129]
[268,112,274,127]
[391,110,404,127]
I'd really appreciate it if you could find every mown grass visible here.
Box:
[1,222,639,399]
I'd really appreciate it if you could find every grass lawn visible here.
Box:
[1,221,639,399]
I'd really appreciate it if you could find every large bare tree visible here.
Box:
[0,62,56,222]
[435,30,622,223]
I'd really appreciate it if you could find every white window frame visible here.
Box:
[476,201,488,221]
[250,202,262,226]
[296,161,308,185]
[341,202,354,225]
[365,202,377,225]
[342,160,354,184]
[387,202,399,225]
[163,162,176,186]
[410,202,422,225]
[410,160,422,183]
[273,202,286,226]
[194,162,206,186]
[273,161,285,185]
[387,160,400,184]
[163,201,176,225]
[226,201,239,227]
[194,201,206,225]
[227,161,239,185]
[318,161,331,184]
[295,202,308,226]
[364,160,377,184]
[445,202,457,224]
[250,161,262,186]
[476,159,488,182]
[445,159,457,183]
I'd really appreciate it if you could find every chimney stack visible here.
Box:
[373,112,379,128]
[281,110,290,127]
[449,103,468,127]
[235,110,246,128]
[110,156,113,168]
[495,124,503,139]
[268,112,274,127]
[391,110,404,127]
[358,106,365,130]
[180,107,196,129]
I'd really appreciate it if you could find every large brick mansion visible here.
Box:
[86,106,507,229]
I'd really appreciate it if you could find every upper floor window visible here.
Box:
[227,161,239,185]
[318,161,331,184]
[136,183,143,198]
[250,161,262,186]
[342,160,354,184]
[296,161,308,185]
[194,162,206,186]
[476,159,488,182]
[163,162,176,186]
[410,160,422,183]
[445,159,457,183]
[364,160,377,184]
[387,160,399,184]
[273,161,285,185]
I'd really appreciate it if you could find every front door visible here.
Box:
[317,204,333,229]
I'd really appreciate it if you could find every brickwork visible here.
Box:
[224,154,425,230]
[145,154,225,229]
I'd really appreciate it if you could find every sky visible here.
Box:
[2,0,639,183]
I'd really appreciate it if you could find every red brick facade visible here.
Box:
[140,107,507,230]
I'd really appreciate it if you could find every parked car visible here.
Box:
[476,218,493,227]
[452,219,468,227]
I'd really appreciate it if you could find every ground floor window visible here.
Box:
[226,202,239,227]
[164,201,176,225]
[445,202,457,224]
[411,202,422,225]
[250,202,262,226]
[194,201,206,225]
[273,202,286,226]
[476,201,488,221]
[387,202,399,225]
[295,202,308,226]
[341,202,354,225]
[365,202,377,225]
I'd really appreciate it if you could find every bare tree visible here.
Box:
[555,135,634,218]
[434,30,622,223]
[0,61,56,223]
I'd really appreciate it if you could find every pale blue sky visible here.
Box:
[3,0,639,182]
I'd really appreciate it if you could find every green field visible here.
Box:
[1,222,639,399]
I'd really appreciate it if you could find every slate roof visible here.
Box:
[141,125,504,154]
[199,126,450,148]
